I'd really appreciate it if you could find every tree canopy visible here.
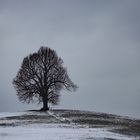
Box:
[13,47,77,110]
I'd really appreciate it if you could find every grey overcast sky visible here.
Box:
[0,0,140,118]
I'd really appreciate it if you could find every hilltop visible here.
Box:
[0,109,139,140]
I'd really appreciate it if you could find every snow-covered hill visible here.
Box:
[0,110,139,140]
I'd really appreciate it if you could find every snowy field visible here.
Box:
[0,110,139,140]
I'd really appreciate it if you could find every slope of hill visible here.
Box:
[0,110,139,140]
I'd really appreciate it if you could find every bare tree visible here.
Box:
[13,47,77,110]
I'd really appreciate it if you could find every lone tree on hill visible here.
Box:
[13,47,77,110]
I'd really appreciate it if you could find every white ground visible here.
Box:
[0,112,139,140]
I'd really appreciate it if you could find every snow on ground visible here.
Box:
[0,112,27,118]
[0,124,135,140]
[0,111,139,140]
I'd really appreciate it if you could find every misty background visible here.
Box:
[0,0,140,118]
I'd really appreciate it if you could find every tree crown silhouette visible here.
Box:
[13,47,77,110]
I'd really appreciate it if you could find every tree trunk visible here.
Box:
[41,94,49,111]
